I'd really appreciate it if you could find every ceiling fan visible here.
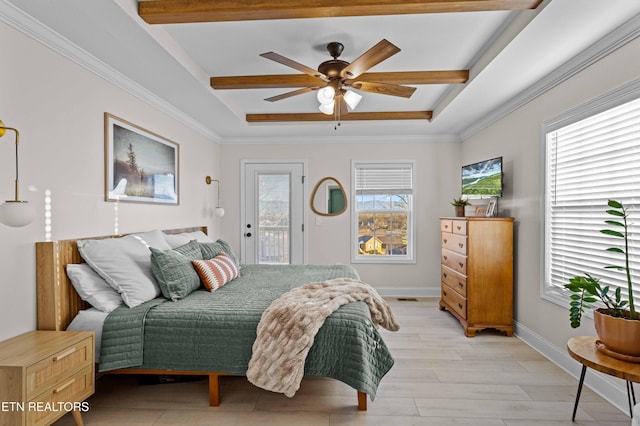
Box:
[260,39,416,117]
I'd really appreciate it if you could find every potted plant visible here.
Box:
[564,200,640,357]
[450,197,470,217]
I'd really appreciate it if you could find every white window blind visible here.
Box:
[355,164,413,194]
[545,96,640,303]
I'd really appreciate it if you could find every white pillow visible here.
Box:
[66,264,122,312]
[77,230,172,308]
[164,230,214,249]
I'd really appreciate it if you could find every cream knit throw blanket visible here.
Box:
[246,277,399,397]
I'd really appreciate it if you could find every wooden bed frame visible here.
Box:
[35,227,367,410]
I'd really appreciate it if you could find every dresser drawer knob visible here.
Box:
[458,262,464,268]
[53,378,76,394]
[443,239,448,244]
[456,226,462,231]
[443,256,448,261]
[53,347,77,362]
[458,303,463,309]
[458,282,463,288]
[443,273,448,278]
[443,290,447,296]
[459,243,464,248]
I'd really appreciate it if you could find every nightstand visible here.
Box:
[0,331,94,426]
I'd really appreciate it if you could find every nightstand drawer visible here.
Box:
[441,266,467,297]
[441,232,467,255]
[26,365,93,426]
[441,249,467,275]
[442,283,467,319]
[26,336,92,400]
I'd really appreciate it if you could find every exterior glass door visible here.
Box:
[242,162,305,264]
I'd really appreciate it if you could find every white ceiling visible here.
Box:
[4,0,640,142]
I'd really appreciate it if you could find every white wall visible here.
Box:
[220,140,461,293]
[460,34,640,410]
[0,22,222,341]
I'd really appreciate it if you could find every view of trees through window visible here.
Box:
[258,174,290,264]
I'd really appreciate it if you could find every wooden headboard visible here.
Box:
[35,226,207,331]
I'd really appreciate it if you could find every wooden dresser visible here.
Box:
[439,217,514,337]
[0,331,94,426]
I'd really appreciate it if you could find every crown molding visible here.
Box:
[0,0,221,142]
[220,133,461,145]
[461,12,640,141]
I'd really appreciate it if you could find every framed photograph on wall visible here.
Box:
[104,113,179,205]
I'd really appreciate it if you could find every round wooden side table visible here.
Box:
[567,336,640,421]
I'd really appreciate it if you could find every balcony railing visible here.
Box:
[258,225,289,264]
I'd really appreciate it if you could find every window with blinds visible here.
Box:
[544,94,640,307]
[352,161,415,263]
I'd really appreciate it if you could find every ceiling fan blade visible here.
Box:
[264,86,319,102]
[210,71,470,90]
[349,81,416,98]
[260,52,327,80]
[340,39,400,80]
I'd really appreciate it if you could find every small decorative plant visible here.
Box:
[450,197,470,207]
[564,200,638,328]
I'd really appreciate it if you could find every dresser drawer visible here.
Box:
[442,283,467,319]
[440,219,453,233]
[441,249,467,275]
[451,220,467,235]
[441,266,467,297]
[26,336,92,400]
[441,232,467,255]
[26,365,93,426]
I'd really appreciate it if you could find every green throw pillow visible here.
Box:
[150,239,203,301]
[199,239,239,266]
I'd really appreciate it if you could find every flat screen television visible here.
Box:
[461,156,503,197]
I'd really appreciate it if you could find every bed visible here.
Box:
[35,227,396,410]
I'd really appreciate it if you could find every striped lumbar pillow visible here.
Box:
[192,253,239,292]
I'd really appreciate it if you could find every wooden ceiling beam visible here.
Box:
[211,71,469,90]
[139,0,543,24]
[246,111,432,122]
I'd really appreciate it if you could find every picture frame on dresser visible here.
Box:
[104,113,179,205]
[486,198,497,217]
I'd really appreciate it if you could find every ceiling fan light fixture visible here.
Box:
[344,90,362,110]
[316,86,335,105]
[319,102,334,115]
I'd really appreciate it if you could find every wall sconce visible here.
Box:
[205,176,225,217]
[0,120,35,227]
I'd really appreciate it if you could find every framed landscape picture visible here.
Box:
[104,113,179,205]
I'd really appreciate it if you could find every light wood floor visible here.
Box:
[54,298,630,425]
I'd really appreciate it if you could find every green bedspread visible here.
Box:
[99,264,395,399]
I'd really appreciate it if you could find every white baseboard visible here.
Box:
[514,320,631,416]
[376,287,440,298]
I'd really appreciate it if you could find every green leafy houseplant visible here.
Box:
[450,197,471,207]
[564,200,638,328]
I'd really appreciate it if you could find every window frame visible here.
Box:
[351,160,416,264]
[541,77,640,309]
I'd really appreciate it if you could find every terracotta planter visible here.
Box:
[454,206,465,217]
[594,308,640,357]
